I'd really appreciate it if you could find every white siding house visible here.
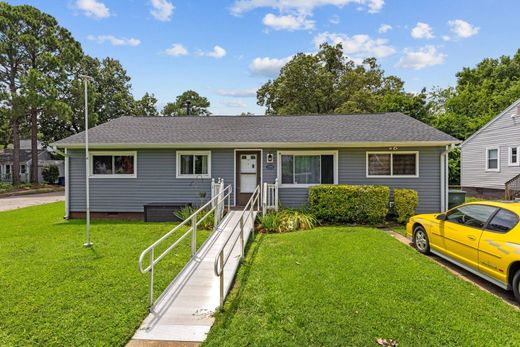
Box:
[461,98,520,198]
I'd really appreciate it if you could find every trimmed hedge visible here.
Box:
[394,188,419,223]
[309,185,389,224]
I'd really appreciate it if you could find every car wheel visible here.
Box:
[413,225,430,254]
[512,270,520,304]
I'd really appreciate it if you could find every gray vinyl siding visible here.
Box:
[68,146,443,214]
[461,104,520,190]
[261,147,443,213]
[69,149,234,212]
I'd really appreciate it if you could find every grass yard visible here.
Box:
[0,202,209,346]
[204,227,520,346]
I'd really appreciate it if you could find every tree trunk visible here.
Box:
[12,117,20,186]
[30,107,38,183]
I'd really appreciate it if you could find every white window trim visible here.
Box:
[485,147,500,172]
[176,150,212,179]
[508,146,520,166]
[277,150,338,188]
[366,151,420,178]
[89,151,137,178]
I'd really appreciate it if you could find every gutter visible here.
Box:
[440,144,456,212]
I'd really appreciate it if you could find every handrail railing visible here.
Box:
[213,185,261,307]
[138,183,232,311]
[262,178,279,215]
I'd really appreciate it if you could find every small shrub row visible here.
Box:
[393,188,419,223]
[257,209,317,233]
[309,185,390,224]
[175,206,214,230]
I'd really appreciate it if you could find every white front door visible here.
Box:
[240,154,257,193]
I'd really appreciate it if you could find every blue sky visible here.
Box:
[7,0,520,114]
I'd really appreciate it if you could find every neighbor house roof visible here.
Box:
[53,113,460,149]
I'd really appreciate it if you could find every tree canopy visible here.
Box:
[162,90,210,116]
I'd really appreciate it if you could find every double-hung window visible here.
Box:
[176,151,211,178]
[486,147,500,172]
[278,151,337,187]
[509,146,520,166]
[91,152,136,178]
[366,152,418,177]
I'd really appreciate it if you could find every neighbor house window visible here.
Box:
[5,164,12,174]
[176,151,211,178]
[509,146,520,166]
[278,151,337,186]
[20,164,27,174]
[486,148,500,171]
[366,152,418,177]
[90,152,136,178]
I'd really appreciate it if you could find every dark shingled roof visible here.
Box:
[53,113,459,147]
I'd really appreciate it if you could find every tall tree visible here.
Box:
[257,43,428,118]
[162,90,210,116]
[132,92,159,116]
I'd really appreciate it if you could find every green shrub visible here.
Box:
[309,185,389,224]
[174,205,214,230]
[257,209,317,233]
[393,188,419,223]
[0,183,13,193]
[42,165,59,184]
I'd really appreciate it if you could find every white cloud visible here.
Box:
[329,15,340,24]
[378,23,392,33]
[396,45,446,70]
[165,43,188,56]
[411,22,434,39]
[198,45,227,58]
[150,0,174,22]
[76,0,110,18]
[231,0,384,15]
[448,19,479,39]
[250,56,292,77]
[263,13,315,31]
[217,88,257,97]
[313,32,395,61]
[87,35,141,46]
[222,100,247,108]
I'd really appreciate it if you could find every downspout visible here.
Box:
[440,144,456,212]
[52,146,70,219]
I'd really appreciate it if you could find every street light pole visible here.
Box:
[80,75,93,248]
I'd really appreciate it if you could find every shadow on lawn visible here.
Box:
[213,232,266,326]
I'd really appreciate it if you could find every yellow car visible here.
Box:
[406,201,520,303]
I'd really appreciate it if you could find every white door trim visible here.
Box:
[233,149,263,207]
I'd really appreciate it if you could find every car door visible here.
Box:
[478,208,520,284]
[442,204,498,269]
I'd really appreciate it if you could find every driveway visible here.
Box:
[0,191,65,212]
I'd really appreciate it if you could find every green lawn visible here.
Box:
[0,202,209,346]
[204,227,520,346]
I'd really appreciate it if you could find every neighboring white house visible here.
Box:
[460,98,520,198]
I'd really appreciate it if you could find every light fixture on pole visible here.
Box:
[80,74,94,248]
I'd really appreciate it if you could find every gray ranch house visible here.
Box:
[461,98,520,199]
[53,113,459,220]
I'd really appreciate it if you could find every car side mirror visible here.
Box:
[436,213,446,221]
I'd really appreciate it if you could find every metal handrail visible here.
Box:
[213,185,261,307]
[138,183,232,311]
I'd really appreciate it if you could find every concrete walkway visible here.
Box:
[131,210,257,344]
[0,191,65,212]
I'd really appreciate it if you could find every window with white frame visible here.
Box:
[509,146,520,166]
[176,151,211,178]
[366,152,419,177]
[486,148,500,171]
[90,152,136,177]
[278,151,336,186]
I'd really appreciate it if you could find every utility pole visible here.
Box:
[80,75,94,248]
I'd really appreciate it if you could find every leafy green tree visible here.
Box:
[257,43,429,118]
[162,90,210,116]
[132,92,159,116]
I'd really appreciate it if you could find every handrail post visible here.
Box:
[191,215,197,257]
[219,251,224,307]
[262,183,267,216]
[239,215,244,258]
[274,178,279,211]
[149,248,154,311]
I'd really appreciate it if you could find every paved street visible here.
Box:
[0,191,65,212]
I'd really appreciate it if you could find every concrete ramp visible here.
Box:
[131,210,257,343]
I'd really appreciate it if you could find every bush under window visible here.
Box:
[42,165,60,184]
[393,188,419,224]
